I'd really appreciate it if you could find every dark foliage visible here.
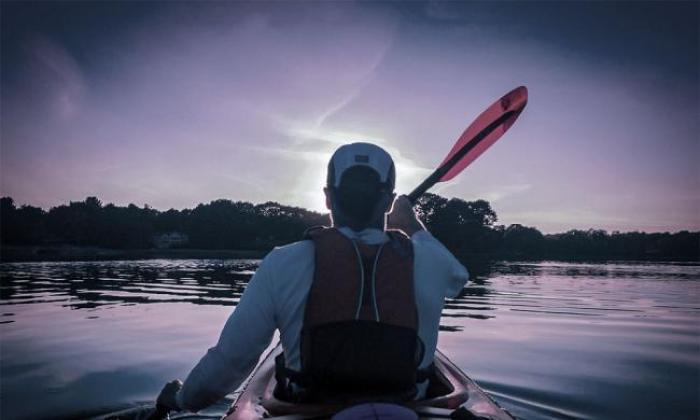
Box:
[1,196,328,251]
[1,195,697,261]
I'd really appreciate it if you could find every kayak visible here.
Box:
[223,344,514,420]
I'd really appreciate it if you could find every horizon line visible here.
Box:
[2,194,697,237]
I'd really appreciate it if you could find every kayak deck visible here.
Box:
[224,344,514,420]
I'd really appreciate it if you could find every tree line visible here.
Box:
[1,195,698,261]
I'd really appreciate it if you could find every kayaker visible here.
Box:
[156,142,469,411]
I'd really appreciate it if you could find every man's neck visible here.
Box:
[332,218,385,233]
[336,226,388,245]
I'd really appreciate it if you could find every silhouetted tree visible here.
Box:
[415,194,498,254]
[1,197,46,244]
[502,224,545,258]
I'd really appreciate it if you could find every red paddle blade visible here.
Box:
[438,86,528,182]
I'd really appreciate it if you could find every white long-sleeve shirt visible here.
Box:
[176,228,469,411]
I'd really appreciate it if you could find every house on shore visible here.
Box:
[152,232,189,249]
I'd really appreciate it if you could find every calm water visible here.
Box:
[1,260,698,419]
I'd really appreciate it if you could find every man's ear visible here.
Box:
[324,187,332,210]
[383,192,397,213]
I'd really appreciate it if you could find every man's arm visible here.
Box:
[162,254,279,412]
[388,195,468,297]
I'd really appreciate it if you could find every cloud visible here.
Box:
[285,127,431,180]
[482,183,532,202]
[252,123,434,211]
[22,35,85,120]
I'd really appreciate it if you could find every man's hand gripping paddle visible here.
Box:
[407,86,528,204]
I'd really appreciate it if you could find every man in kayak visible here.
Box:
[157,142,469,411]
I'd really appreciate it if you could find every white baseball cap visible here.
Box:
[326,142,396,190]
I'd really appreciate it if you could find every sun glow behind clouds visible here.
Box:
[285,126,432,212]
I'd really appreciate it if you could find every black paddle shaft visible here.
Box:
[406,109,520,204]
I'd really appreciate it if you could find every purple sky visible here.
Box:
[2,1,698,233]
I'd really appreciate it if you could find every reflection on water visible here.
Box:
[0,260,258,310]
[1,260,699,420]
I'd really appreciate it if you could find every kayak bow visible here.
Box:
[224,343,514,420]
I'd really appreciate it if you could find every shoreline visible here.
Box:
[0,245,267,263]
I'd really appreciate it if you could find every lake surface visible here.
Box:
[1,260,698,419]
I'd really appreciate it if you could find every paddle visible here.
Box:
[407,86,528,204]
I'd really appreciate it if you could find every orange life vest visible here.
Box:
[276,227,426,403]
